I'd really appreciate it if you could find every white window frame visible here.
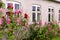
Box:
[32,5,41,22]
[6,1,21,11]
[48,6,54,22]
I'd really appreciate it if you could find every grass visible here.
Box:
[52,37,60,40]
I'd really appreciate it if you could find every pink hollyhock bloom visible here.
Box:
[0,8,5,12]
[19,9,23,13]
[24,13,28,19]
[16,17,20,23]
[7,3,13,9]
[0,18,2,25]
[6,18,11,24]
[14,9,19,15]
[16,17,20,26]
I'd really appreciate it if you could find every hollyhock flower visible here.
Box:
[7,3,13,9]
[14,9,19,15]
[6,12,10,16]
[0,18,2,25]
[16,17,20,26]
[6,18,11,24]
[24,13,28,19]
[0,8,5,12]
[19,9,23,13]
[6,12,13,16]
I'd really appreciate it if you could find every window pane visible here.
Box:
[52,9,54,12]
[32,6,36,11]
[37,13,40,21]
[37,7,40,11]
[59,14,60,21]
[48,8,50,12]
[32,13,36,22]
[48,14,50,22]
[59,10,60,13]
[15,4,19,10]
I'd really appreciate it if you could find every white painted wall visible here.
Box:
[2,0,60,25]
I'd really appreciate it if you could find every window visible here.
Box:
[48,7,54,12]
[48,8,51,12]
[37,7,40,11]
[59,14,60,21]
[32,5,41,22]
[59,10,60,13]
[32,13,36,22]
[7,3,13,6]
[52,9,54,12]
[37,13,40,21]
[48,7,54,22]
[15,4,19,10]
[32,6,36,11]
[6,1,20,11]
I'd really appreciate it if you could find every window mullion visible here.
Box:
[36,6,37,21]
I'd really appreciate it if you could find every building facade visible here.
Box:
[1,0,60,25]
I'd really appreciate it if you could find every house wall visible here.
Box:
[2,0,60,26]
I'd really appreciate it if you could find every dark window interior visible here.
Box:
[37,7,40,11]
[37,13,40,21]
[32,13,36,22]
[15,4,19,10]
[59,10,60,13]
[48,14,50,22]
[59,14,60,21]
[32,6,36,11]
[48,8,50,12]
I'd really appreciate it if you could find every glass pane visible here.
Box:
[48,14,50,22]
[32,6,36,11]
[59,10,60,13]
[59,14,60,21]
[37,7,40,11]
[52,9,54,12]
[37,13,40,21]
[48,8,50,12]
[32,13,36,22]
[15,4,19,10]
